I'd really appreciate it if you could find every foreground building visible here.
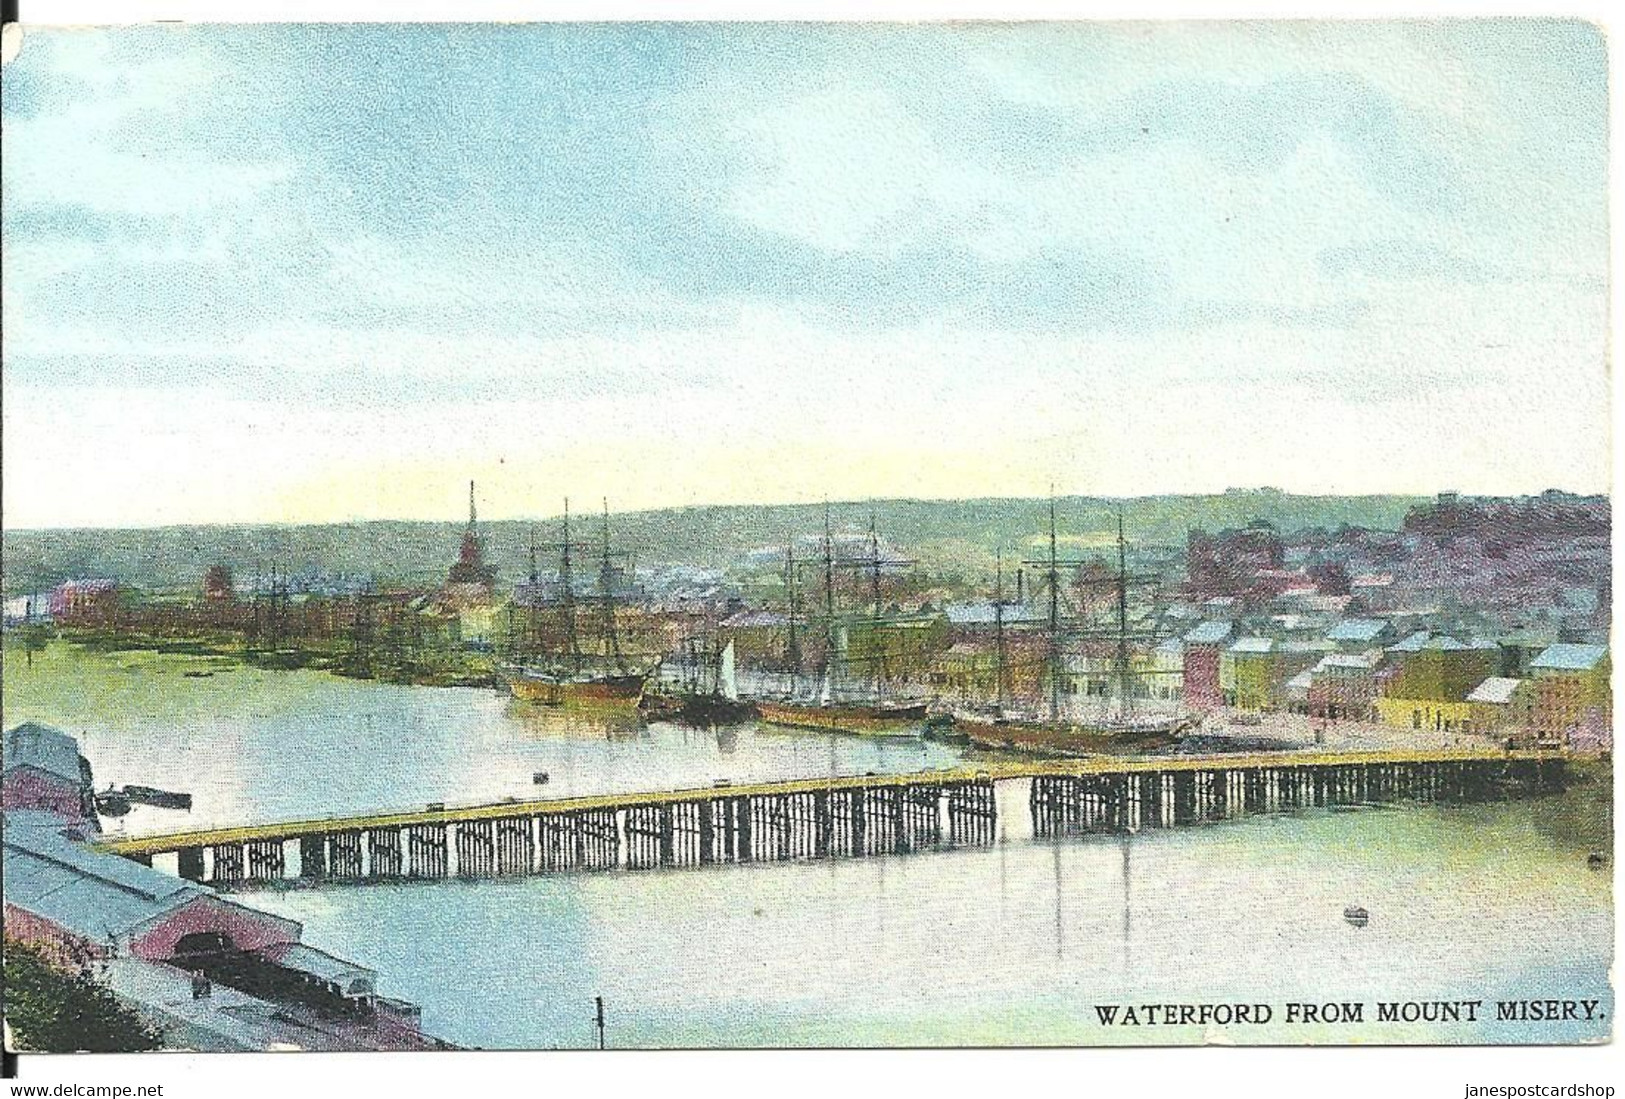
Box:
[3,724,445,1052]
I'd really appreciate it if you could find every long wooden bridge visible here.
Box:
[95,747,1567,889]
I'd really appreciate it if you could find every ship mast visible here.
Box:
[821,503,838,703]
[784,543,802,698]
[527,528,541,657]
[267,563,283,650]
[599,498,626,673]
[1065,506,1163,721]
[1022,493,1096,724]
[868,514,888,692]
[1115,507,1132,717]
[1047,495,1062,722]
[994,551,1010,712]
[557,499,581,672]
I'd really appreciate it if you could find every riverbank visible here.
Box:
[51,631,499,689]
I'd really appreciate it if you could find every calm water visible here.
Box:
[4,643,1613,1047]
[6,644,964,835]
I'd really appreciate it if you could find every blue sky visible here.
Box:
[1,21,1610,527]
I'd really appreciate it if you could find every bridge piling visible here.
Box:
[405,823,448,879]
[299,834,325,880]
[947,779,996,845]
[495,817,533,875]
[210,843,244,885]
[98,749,1567,889]
[245,839,284,882]
[736,796,753,862]
[369,827,403,879]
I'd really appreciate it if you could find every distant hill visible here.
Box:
[2,491,1430,594]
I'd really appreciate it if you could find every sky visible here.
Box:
[0,20,1611,529]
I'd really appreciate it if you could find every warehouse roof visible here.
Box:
[1183,621,1234,645]
[1531,643,1608,672]
[255,942,376,995]
[3,811,207,942]
[4,723,83,785]
[1318,653,1378,671]
[1466,677,1524,705]
[4,810,302,948]
[942,601,1039,625]
[1228,637,1275,654]
[1326,618,1388,643]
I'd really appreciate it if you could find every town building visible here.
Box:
[3,723,95,824]
[1373,631,1500,734]
[1324,617,1393,651]
[1221,637,1318,712]
[49,579,120,628]
[435,481,500,647]
[1181,620,1232,710]
[1464,676,1534,740]
[1527,643,1611,743]
[1306,652,1382,721]
[1151,637,1184,701]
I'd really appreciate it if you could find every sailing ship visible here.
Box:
[504,499,655,709]
[754,510,931,736]
[643,638,758,726]
[951,502,1198,756]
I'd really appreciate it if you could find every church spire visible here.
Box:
[447,479,495,589]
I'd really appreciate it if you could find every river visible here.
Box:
[4,643,1612,1048]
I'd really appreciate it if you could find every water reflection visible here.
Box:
[249,805,1612,1049]
[504,700,648,740]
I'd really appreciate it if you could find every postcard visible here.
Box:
[0,19,1611,1059]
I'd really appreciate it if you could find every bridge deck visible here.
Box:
[94,746,1549,857]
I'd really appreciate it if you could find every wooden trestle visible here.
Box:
[95,748,1564,888]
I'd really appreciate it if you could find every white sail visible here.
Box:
[719,641,739,701]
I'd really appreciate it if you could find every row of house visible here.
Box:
[1157,618,1610,746]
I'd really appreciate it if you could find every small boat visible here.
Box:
[182,670,215,679]
[532,771,550,785]
[123,785,193,811]
[1587,852,1607,871]
[95,789,132,818]
[1343,905,1370,928]
[676,693,757,727]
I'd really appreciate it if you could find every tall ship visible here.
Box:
[642,636,758,726]
[754,509,931,736]
[504,499,656,709]
[951,501,1199,756]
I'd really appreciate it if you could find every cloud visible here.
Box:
[0,22,1609,526]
